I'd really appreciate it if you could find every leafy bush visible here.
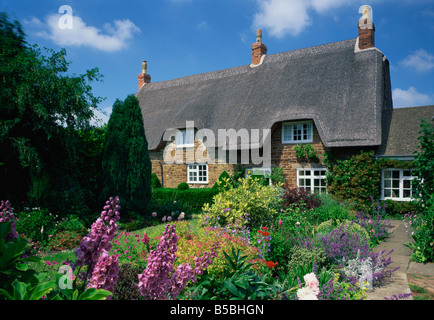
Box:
[202,177,282,231]
[57,215,87,235]
[177,182,189,190]
[287,246,330,270]
[49,230,83,251]
[280,186,322,212]
[111,263,143,300]
[212,171,231,191]
[384,200,418,217]
[315,219,370,244]
[403,195,434,263]
[325,150,381,209]
[152,188,218,214]
[15,208,59,246]
[151,173,162,189]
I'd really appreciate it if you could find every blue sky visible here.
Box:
[2,0,433,125]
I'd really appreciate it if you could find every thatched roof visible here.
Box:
[377,105,434,157]
[137,38,392,151]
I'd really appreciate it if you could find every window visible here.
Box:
[297,168,327,194]
[282,121,313,144]
[381,168,416,201]
[176,129,194,148]
[187,164,208,184]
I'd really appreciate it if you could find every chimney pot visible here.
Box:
[138,60,151,90]
[251,29,267,66]
[358,5,375,50]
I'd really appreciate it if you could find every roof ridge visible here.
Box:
[137,38,358,93]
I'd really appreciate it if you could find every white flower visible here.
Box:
[297,287,318,300]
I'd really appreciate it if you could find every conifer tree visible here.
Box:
[101,95,151,215]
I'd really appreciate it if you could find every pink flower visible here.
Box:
[278,220,283,227]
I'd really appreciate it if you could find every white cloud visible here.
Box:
[399,49,434,73]
[253,0,311,38]
[392,87,433,108]
[252,0,366,38]
[37,14,140,52]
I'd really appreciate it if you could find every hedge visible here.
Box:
[152,188,219,213]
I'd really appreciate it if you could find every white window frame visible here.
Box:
[297,168,328,194]
[381,168,416,201]
[187,164,209,184]
[282,121,313,144]
[176,128,194,148]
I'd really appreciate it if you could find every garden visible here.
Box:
[0,173,421,301]
[1,12,433,303]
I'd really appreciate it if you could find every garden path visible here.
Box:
[365,219,434,300]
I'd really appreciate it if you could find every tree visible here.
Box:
[413,119,434,209]
[101,95,151,216]
[0,13,103,211]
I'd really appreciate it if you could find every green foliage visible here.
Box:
[266,167,285,185]
[294,144,319,161]
[325,150,381,208]
[315,219,370,242]
[0,13,104,214]
[177,182,189,190]
[184,247,278,300]
[101,95,152,215]
[412,119,434,207]
[152,188,219,214]
[287,246,330,270]
[111,263,142,300]
[212,171,231,191]
[15,208,58,246]
[404,195,434,263]
[384,200,418,216]
[202,178,282,231]
[151,172,162,189]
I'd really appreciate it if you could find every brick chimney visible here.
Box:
[138,60,151,90]
[358,5,375,50]
[251,29,267,67]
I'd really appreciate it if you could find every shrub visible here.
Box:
[315,220,370,243]
[325,150,381,209]
[57,215,87,236]
[151,173,162,189]
[152,188,219,214]
[111,263,142,300]
[177,182,189,190]
[287,246,330,270]
[202,177,282,231]
[15,208,58,246]
[176,225,261,281]
[384,199,418,216]
[49,230,83,251]
[212,171,231,191]
[280,186,322,212]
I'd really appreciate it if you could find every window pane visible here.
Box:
[392,180,399,188]
[305,171,311,176]
[384,180,391,188]
[384,189,391,197]
[314,170,320,176]
[298,179,305,187]
[384,170,391,179]
[403,190,411,198]
[391,189,399,198]
[314,179,319,186]
[299,170,304,176]
[305,180,311,187]
[403,170,411,177]
[403,180,411,189]
[392,170,400,179]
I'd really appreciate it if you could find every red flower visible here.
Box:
[262,226,268,231]
[265,261,276,268]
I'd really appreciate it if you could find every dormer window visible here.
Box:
[176,128,194,148]
[282,121,313,144]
